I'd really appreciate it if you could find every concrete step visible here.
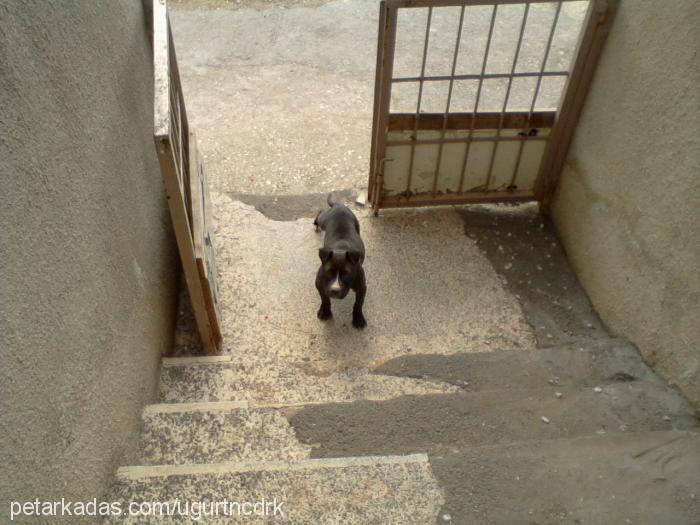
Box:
[374,337,661,393]
[433,430,700,525]
[288,380,699,458]
[157,338,650,405]
[107,454,443,524]
[139,401,310,465]
[159,355,458,405]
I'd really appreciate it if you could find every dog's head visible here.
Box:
[318,248,361,299]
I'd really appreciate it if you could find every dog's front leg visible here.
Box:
[316,278,332,321]
[352,267,367,329]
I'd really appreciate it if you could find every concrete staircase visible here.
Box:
[106,354,445,523]
[106,337,700,524]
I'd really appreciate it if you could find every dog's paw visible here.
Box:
[317,307,333,321]
[352,313,367,329]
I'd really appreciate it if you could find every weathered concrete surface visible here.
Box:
[290,380,698,459]
[159,357,459,405]
[431,431,700,524]
[458,204,607,347]
[0,1,178,516]
[551,0,700,405]
[170,1,378,195]
[290,361,700,524]
[108,454,444,524]
[375,338,661,393]
[139,405,311,464]
[212,195,534,374]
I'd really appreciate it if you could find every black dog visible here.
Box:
[314,194,366,329]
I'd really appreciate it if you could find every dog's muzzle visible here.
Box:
[329,277,346,298]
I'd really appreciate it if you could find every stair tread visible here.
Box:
[107,454,443,524]
[375,337,660,391]
[288,380,699,459]
[432,430,700,524]
[159,363,459,405]
[139,404,310,465]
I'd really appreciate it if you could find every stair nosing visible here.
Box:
[162,355,232,367]
[116,453,430,480]
[143,400,249,415]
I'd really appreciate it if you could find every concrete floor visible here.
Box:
[167,0,588,373]
[170,0,585,196]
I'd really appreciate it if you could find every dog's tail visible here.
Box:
[327,193,334,207]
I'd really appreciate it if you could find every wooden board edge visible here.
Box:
[379,190,535,208]
[154,137,219,354]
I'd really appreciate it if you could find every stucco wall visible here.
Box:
[0,0,178,519]
[551,0,700,404]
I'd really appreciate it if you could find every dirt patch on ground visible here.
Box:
[227,189,357,221]
[457,203,608,346]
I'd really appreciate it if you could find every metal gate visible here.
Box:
[368,0,616,213]
[153,0,222,354]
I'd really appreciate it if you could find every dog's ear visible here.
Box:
[319,248,332,262]
[347,251,361,265]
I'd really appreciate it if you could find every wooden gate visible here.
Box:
[153,0,222,354]
[369,0,616,213]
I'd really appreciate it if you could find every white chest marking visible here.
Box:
[330,275,342,292]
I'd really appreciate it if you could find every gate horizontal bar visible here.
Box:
[380,190,535,208]
[389,111,556,131]
[387,134,548,146]
[392,71,568,83]
[387,0,581,7]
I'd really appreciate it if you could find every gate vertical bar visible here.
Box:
[405,7,434,197]
[432,6,466,195]
[457,4,498,193]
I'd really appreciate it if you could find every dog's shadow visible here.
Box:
[311,293,374,366]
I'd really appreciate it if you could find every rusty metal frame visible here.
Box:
[368,0,616,213]
[153,0,222,353]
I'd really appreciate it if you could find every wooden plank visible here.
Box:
[388,112,556,131]
[189,131,223,349]
[380,189,535,208]
[387,0,580,8]
[534,0,617,212]
[370,5,398,212]
[189,132,205,258]
[153,0,169,138]
[368,1,388,204]
[153,0,220,354]
[154,137,218,354]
